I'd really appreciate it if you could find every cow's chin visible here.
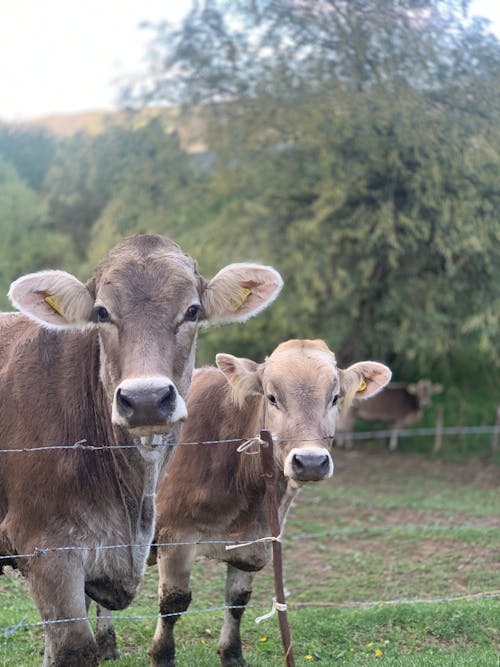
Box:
[132,431,179,464]
[127,423,182,438]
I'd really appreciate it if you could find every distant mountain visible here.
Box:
[19,109,120,136]
[14,107,206,153]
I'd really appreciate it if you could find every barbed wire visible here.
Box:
[2,591,499,639]
[2,605,246,638]
[0,424,497,455]
[291,522,499,541]
[3,521,496,563]
[0,538,237,562]
[291,590,500,609]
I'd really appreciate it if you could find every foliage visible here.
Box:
[0,0,498,400]
[0,124,57,190]
[130,0,500,375]
[0,157,76,309]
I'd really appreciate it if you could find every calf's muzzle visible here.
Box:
[287,447,334,482]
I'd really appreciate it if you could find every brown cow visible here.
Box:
[338,379,443,450]
[0,234,282,667]
[146,340,391,667]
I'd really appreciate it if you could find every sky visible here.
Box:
[1,0,499,122]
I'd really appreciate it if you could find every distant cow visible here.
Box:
[0,234,282,667]
[144,340,391,667]
[338,379,443,450]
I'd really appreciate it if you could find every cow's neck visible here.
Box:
[237,398,301,532]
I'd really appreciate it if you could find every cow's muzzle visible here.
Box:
[284,447,334,482]
[112,377,187,431]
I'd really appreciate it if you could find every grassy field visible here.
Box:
[0,445,498,666]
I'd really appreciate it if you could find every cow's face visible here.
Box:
[9,235,283,442]
[217,340,391,485]
[407,379,443,408]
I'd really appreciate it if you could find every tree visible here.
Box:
[0,157,76,309]
[127,0,500,373]
[0,124,57,190]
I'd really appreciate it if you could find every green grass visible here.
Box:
[0,448,498,666]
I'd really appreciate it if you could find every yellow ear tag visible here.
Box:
[44,295,65,318]
[231,287,251,312]
[358,378,367,392]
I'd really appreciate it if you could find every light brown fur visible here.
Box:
[146,340,391,667]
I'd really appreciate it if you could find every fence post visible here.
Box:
[260,429,295,667]
[492,405,500,456]
[433,406,444,454]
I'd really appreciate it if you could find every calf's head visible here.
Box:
[9,235,282,438]
[217,339,391,484]
[407,379,443,408]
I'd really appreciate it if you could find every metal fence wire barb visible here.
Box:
[0,424,497,454]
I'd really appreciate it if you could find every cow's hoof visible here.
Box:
[97,634,120,661]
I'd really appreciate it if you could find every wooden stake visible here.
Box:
[260,429,295,667]
[433,406,444,454]
[492,405,500,456]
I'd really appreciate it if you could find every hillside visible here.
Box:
[13,107,206,153]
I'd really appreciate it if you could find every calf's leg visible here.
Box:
[149,544,196,667]
[217,564,256,667]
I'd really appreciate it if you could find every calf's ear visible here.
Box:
[216,353,262,408]
[8,270,94,329]
[202,263,283,324]
[340,361,392,408]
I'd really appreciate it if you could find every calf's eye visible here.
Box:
[267,394,278,406]
[96,306,110,323]
[184,305,201,322]
[332,395,339,407]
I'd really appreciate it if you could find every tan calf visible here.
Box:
[148,340,391,667]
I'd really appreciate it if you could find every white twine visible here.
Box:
[236,436,264,455]
[225,532,283,551]
[255,597,288,624]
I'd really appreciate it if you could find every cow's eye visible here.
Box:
[184,304,201,322]
[332,394,339,407]
[267,394,278,407]
[96,306,110,323]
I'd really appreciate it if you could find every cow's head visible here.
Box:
[407,379,443,408]
[8,235,283,441]
[217,339,391,485]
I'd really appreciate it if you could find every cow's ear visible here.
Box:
[407,383,418,395]
[432,383,443,395]
[201,263,283,324]
[340,361,392,408]
[216,353,262,408]
[8,270,94,329]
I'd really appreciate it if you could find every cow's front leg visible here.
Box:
[29,556,98,667]
[389,425,401,451]
[149,544,196,667]
[217,564,255,667]
[95,603,119,661]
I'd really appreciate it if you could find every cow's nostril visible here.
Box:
[292,454,304,471]
[116,388,134,418]
[319,455,330,473]
[158,385,176,417]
